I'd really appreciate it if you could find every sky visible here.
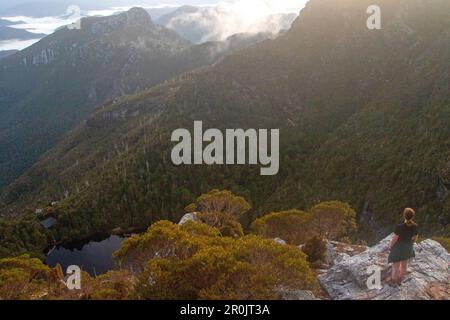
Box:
[0,0,308,50]
[0,1,305,10]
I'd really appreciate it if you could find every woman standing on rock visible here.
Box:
[387,208,419,285]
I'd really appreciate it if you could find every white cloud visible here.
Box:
[166,0,306,42]
[3,15,80,34]
[0,1,307,51]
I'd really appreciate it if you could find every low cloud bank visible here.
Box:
[0,1,306,50]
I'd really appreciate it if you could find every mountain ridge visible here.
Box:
[0,7,274,190]
[0,0,449,252]
[0,49,18,59]
[0,26,45,41]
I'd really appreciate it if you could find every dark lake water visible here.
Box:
[45,235,126,276]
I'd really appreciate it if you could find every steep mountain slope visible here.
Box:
[0,26,45,41]
[1,0,448,249]
[0,7,270,189]
[0,49,18,59]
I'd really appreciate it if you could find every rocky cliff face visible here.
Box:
[319,236,450,300]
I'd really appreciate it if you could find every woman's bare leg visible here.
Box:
[391,262,400,282]
[399,260,408,281]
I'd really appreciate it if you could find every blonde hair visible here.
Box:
[404,208,416,226]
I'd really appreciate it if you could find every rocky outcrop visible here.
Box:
[318,236,450,300]
[87,7,154,35]
[324,240,368,267]
[178,212,200,225]
[273,238,287,245]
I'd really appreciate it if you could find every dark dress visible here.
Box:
[388,223,418,263]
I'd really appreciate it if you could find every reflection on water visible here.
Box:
[45,235,125,276]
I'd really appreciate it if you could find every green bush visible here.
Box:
[192,189,251,238]
[432,237,450,252]
[115,221,317,300]
[251,201,357,244]
[250,210,311,245]
[309,201,357,240]
[0,254,51,299]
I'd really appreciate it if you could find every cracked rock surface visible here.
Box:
[318,236,450,300]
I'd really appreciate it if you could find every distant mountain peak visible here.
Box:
[83,7,154,36]
[123,7,154,27]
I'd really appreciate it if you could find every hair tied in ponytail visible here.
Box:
[404,208,417,226]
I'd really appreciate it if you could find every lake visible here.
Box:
[45,234,126,276]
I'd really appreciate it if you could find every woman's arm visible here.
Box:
[389,234,399,249]
[412,226,419,242]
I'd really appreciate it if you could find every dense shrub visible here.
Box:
[0,254,51,299]
[187,189,251,237]
[309,201,357,240]
[432,237,450,252]
[0,254,133,300]
[250,210,311,245]
[0,216,50,259]
[86,270,134,300]
[115,221,316,300]
[251,201,357,244]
